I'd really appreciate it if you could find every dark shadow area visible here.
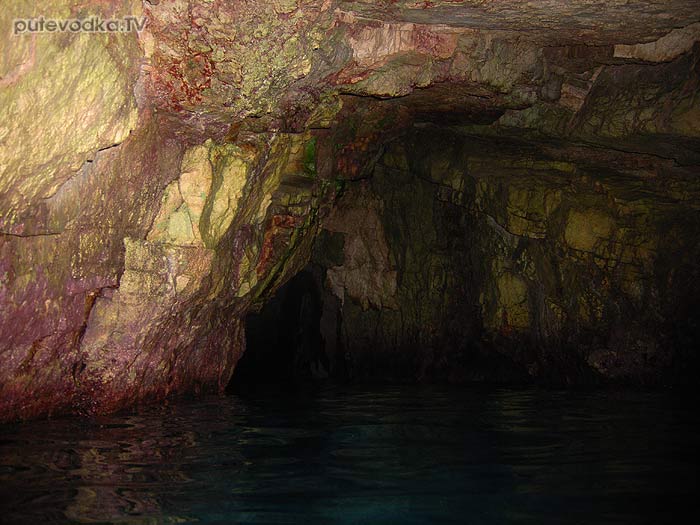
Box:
[227,269,329,396]
[228,122,700,392]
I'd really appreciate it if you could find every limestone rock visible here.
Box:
[2,0,700,420]
[0,1,140,229]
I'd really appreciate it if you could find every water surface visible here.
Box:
[1,386,697,523]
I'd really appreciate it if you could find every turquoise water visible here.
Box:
[1,386,697,524]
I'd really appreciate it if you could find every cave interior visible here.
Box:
[2,1,700,523]
[234,87,700,392]
[0,0,698,417]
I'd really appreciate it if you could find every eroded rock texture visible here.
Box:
[1,0,699,420]
[312,130,700,385]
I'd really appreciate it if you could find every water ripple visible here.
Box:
[1,386,698,524]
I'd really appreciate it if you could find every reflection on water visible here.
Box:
[1,386,698,523]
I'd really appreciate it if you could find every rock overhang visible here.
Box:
[1,0,699,421]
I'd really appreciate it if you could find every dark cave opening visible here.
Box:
[227,268,331,394]
[231,124,700,392]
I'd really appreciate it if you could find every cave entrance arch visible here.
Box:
[228,71,700,393]
[227,268,331,394]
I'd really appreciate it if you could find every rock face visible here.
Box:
[311,130,700,385]
[1,0,699,420]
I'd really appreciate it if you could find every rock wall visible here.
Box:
[1,0,699,420]
[1,118,331,419]
[313,129,700,385]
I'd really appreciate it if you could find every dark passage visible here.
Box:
[228,269,329,394]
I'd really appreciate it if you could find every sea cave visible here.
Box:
[1,1,699,522]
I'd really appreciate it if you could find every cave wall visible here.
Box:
[1,0,699,420]
[1,117,332,419]
[314,129,700,385]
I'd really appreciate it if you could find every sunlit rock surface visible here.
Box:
[1,0,699,420]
